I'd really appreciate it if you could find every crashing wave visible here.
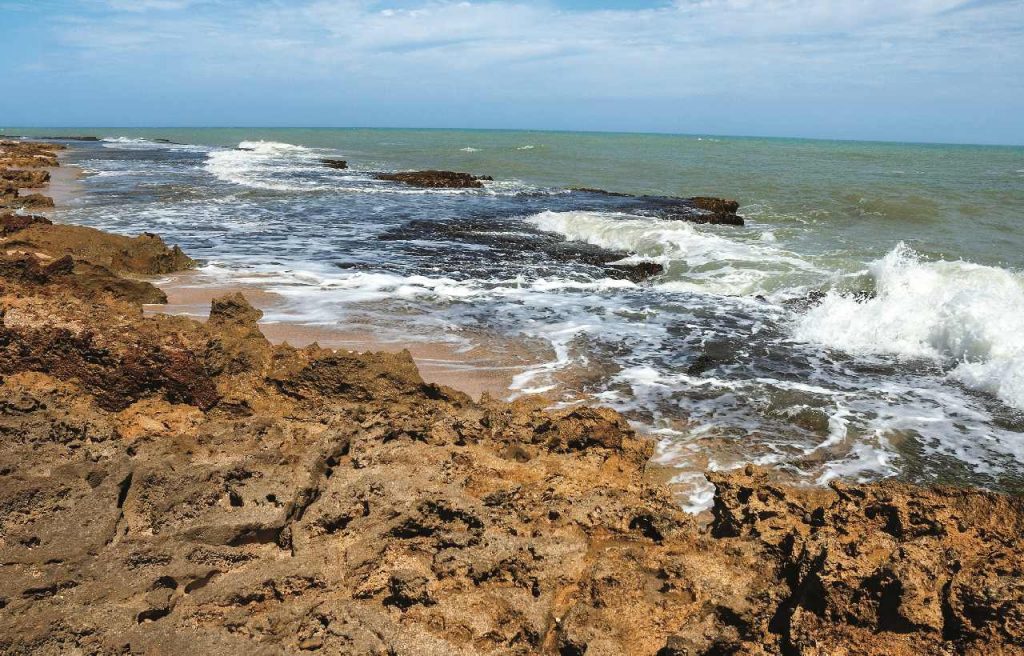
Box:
[795,243,1024,411]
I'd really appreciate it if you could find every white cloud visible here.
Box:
[103,0,197,10]
[9,0,1022,137]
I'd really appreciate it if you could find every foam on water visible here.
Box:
[101,137,208,152]
[795,243,1024,411]
[526,210,821,295]
[204,140,333,191]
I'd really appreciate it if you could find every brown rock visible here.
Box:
[0,169,50,188]
[375,170,493,188]
[607,260,665,283]
[3,192,54,210]
[0,212,52,236]
[320,158,348,170]
[2,224,194,274]
[689,196,740,215]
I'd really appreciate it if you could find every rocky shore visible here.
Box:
[0,142,1022,655]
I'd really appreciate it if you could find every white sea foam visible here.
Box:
[460,147,480,152]
[204,140,329,191]
[517,145,536,150]
[101,136,208,152]
[525,210,818,295]
[795,243,1024,411]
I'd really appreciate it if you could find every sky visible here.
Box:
[1,0,1022,144]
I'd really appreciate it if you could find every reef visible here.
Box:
[375,170,495,189]
[0,143,1021,655]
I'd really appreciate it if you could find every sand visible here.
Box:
[146,272,551,400]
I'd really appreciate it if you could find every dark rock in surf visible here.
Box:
[569,187,745,226]
[569,187,631,197]
[48,136,101,142]
[662,197,744,226]
[687,341,736,376]
[607,261,665,283]
[689,197,740,216]
[375,170,493,189]
[321,159,349,170]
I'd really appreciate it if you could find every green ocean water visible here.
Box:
[7,127,1024,269]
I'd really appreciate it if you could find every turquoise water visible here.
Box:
[8,127,1023,507]
[10,127,1023,267]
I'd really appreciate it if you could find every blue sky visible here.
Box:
[1,0,1022,144]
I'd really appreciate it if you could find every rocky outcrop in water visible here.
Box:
[0,157,1020,654]
[570,187,746,225]
[376,170,494,189]
[607,260,665,283]
[321,158,348,170]
[380,216,666,283]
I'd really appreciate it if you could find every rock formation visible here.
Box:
[376,170,494,189]
[0,140,62,211]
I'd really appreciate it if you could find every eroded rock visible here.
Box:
[375,170,494,188]
[0,212,1020,655]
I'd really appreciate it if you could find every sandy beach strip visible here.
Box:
[146,272,550,400]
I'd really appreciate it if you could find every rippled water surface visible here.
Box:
[11,127,1023,509]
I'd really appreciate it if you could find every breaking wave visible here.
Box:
[525,210,820,295]
[795,243,1024,411]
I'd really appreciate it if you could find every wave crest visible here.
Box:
[795,243,1024,411]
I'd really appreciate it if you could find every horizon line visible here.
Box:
[2,125,1022,149]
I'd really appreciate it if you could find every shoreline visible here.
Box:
[3,140,1023,654]
[144,271,551,401]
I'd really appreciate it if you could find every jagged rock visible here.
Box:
[2,192,54,210]
[1,224,194,274]
[689,196,740,216]
[0,169,50,188]
[0,213,51,236]
[375,170,494,188]
[0,140,62,168]
[0,216,1021,655]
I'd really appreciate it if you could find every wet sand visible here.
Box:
[40,164,85,207]
[146,272,550,400]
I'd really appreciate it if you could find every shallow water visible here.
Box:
[11,127,1024,509]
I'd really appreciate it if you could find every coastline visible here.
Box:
[2,139,1023,655]
[145,271,551,401]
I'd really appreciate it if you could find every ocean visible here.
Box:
[9,127,1023,509]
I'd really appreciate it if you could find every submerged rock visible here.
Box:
[607,260,665,283]
[375,170,494,188]
[570,186,746,225]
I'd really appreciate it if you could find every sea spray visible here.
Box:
[795,243,1024,412]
